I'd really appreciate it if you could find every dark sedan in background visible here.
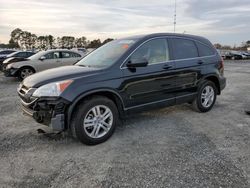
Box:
[0,49,17,58]
[0,51,36,71]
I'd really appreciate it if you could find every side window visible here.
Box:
[44,52,54,59]
[130,38,169,65]
[18,52,27,57]
[44,52,60,59]
[27,52,34,57]
[172,38,198,59]
[196,42,215,57]
[61,52,71,58]
[54,52,60,59]
[70,52,81,58]
[15,53,22,57]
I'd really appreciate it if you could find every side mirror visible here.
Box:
[126,58,148,68]
[39,56,46,61]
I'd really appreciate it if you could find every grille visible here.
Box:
[19,84,29,95]
[18,84,37,105]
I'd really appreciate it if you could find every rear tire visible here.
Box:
[70,96,119,145]
[192,81,217,113]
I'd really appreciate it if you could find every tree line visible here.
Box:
[0,28,114,50]
[1,28,250,51]
[214,41,250,51]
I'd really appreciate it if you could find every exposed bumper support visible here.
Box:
[4,68,19,77]
[50,114,65,131]
[20,97,69,132]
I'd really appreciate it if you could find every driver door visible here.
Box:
[36,51,62,71]
[120,38,176,109]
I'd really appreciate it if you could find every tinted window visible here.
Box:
[61,52,71,58]
[70,52,81,57]
[172,38,198,59]
[16,52,27,57]
[44,52,60,59]
[62,52,81,58]
[0,50,15,55]
[26,52,35,57]
[196,42,215,56]
[130,39,169,64]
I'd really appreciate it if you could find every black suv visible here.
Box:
[18,33,226,145]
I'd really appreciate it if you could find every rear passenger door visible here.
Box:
[170,38,202,100]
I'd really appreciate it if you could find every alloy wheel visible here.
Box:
[201,85,215,108]
[83,105,113,139]
[20,68,33,79]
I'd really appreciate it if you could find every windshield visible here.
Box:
[6,51,19,58]
[76,39,137,68]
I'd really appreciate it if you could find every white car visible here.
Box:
[4,49,83,80]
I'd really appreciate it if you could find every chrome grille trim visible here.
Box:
[17,84,37,105]
[20,97,38,106]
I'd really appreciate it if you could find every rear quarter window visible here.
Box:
[171,38,198,59]
[196,42,215,57]
[70,52,81,58]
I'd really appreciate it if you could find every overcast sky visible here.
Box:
[0,0,250,45]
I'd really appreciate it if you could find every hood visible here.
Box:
[23,65,100,88]
[3,57,29,64]
[3,57,15,64]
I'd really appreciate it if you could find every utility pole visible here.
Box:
[174,0,177,33]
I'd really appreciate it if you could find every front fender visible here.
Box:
[66,88,125,128]
[10,60,36,71]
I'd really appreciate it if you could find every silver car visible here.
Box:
[4,49,82,80]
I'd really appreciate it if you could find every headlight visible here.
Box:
[33,80,73,97]
[6,63,14,69]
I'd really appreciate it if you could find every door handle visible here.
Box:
[198,60,204,65]
[163,64,173,70]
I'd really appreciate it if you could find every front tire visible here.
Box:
[70,96,119,145]
[18,67,35,80]
[192,81,217,113]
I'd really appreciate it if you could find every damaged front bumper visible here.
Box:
[4,67,19,77]
[20,96,70,132]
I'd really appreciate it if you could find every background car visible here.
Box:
[230,52,244,60]
[0,49,17,58]
[72,48,87,54]
[0,51,36,71]
[4,49,83,80]
[240,52,250,59]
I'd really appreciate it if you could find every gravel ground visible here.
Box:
[0,61,250,188]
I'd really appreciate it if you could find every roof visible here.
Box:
[121,33,212,46]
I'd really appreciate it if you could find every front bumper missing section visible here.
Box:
[4,68,19,77]
[20,98,68,132]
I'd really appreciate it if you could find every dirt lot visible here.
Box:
[0,61,250,187]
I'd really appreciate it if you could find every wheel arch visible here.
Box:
[67,89,125,128]
[18,65,36,73]
[15,65,36,78]
[203,75,221,95]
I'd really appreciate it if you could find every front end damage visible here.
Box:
[18,84,70,131]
